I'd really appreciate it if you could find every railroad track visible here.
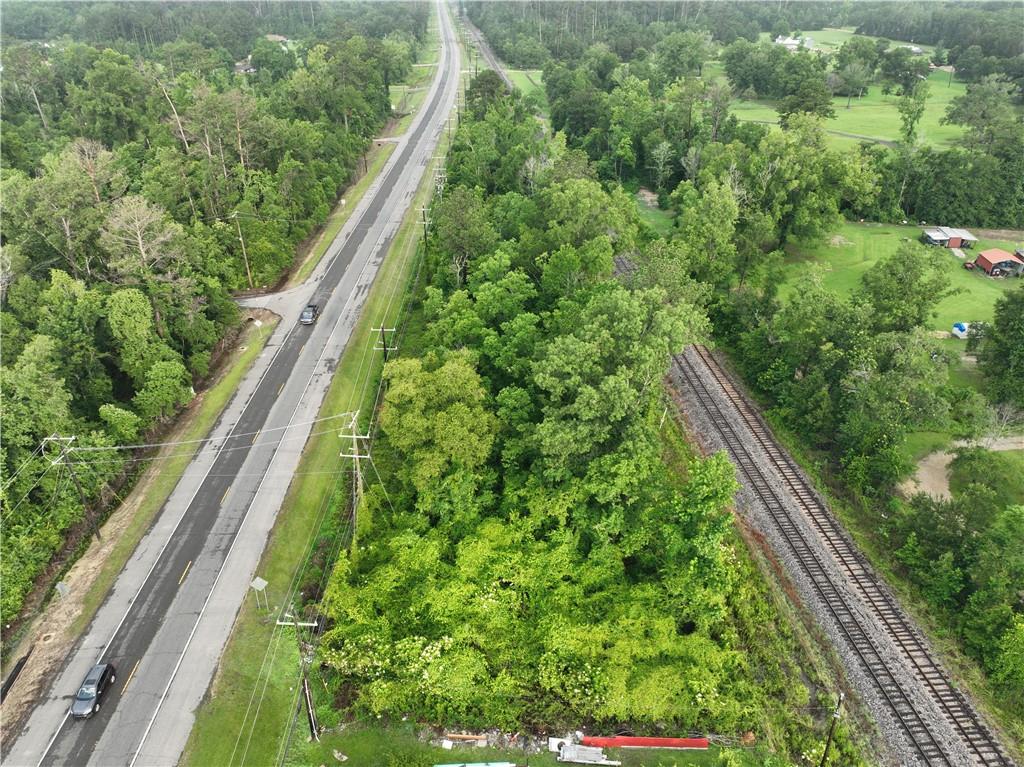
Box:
[462,17,513,89]
[670,345,1014,767]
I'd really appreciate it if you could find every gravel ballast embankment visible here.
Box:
[671,347,983,767]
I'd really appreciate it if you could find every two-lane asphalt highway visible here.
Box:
[6,3,460,765]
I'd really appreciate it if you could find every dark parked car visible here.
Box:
[70,663,115,719]
[299,304,319,325]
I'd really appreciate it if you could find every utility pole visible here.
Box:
[818,692,844,767]
[44,435,101,541]
[232,212,255,290]
[372,326,397,361]
[339,412,370,517]
[419,206,430,255]
[289,602,320,743]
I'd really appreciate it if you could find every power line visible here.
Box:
[63,423,357,469]
[70,411,358,453]
[229,439,352,767]
[0,462,58,525]
[1,443,45,493]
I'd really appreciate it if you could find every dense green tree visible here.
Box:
[994,615,1024,693]
[433,186,499,287]
[942,76,1022,156]
[466,69,509,119]
[672,178,739,287]
[978,286,1024,407]
[250,38,296,82]
[839,62,871,107]
[878,46,930,94]
[858,242,954,332]
[896,81,929,145]
[66,49,151,145]
[654,31,713,82]
[835,36,881,74]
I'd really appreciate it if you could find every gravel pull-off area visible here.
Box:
[670,346,1014,767]
[900,435,1024,500]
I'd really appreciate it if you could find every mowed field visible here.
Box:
[781,222,1022,459]
[507,67,549,112]
[779,222,1023,331]
[802,26,935,56]
[730,68,965,148]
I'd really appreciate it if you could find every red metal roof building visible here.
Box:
[974,248,1024,276]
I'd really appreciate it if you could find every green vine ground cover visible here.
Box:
[289,82,869,767]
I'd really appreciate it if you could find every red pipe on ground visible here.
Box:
[580,735,709,750]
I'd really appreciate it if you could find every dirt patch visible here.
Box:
[830,234,853,246]
[636,187,659,207]
[0,311,276,750]
[900,450,955,500]
[972,228,1024,243]
[899,435,1024,501]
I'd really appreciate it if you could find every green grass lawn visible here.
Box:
[901,430,955,464]
[802,27,936,56]
[949,448,1024,508]
[509,68,548,99]
[731,69,966,148]
[287,723,763,767]
[635,192,675,237]
[781,221,1021,465]
[780,221,1022,331]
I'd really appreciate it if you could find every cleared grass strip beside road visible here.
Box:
[288,22,439,288]
[288,143,396,288]
[69,318,280,639]
[181,81,456,767]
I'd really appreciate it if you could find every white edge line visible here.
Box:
[128,15,458,766]
[33,318,299,767]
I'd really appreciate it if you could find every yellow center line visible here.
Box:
[121,659,141,694]
[299,342,306,355]
[277,383,285,396]
[251,430,260,444]
[178,560,193,586]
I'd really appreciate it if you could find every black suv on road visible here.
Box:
[299,304,319,325]
[71,663,115,719]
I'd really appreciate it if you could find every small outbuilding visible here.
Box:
[974,248,1024,277]
[775,35,812,52]
[921,226,979,248]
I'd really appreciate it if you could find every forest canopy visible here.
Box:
[0,1,427,622]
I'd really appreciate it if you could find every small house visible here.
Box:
[974,248,1024,277]
[775,35,812,52]
[234,55,257,75]
[921,226,979,249]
